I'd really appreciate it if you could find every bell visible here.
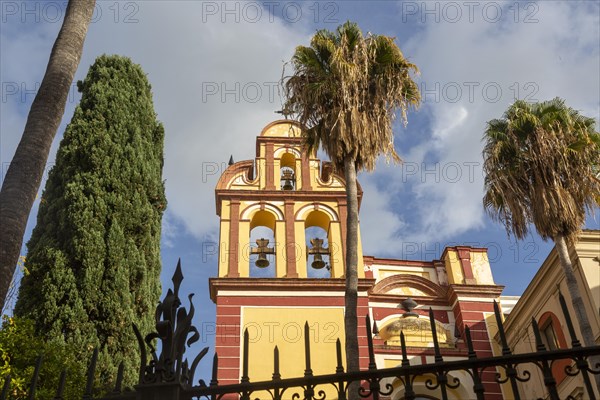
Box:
[281,169,295,190]
[255,252,270,268]
[251,238,274,268]
[311,254,326,269]
[308,238,329,270]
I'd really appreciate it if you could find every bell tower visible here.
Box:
[210,120,372,386]
[214,120,365,279]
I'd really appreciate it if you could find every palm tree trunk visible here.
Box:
[555,233,600,391]
[0,0,96,310]
[344,155,360,399]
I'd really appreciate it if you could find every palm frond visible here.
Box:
[482,97,600,241]
[281,22,421,172]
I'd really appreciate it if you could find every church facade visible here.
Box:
[209,120,512,399]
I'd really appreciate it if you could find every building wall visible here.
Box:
[502,230,600,400]
[366,254,505,400]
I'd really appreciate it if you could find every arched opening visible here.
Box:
[280,152,296,191]
[304,210,332,278]
[249,210,276,278]
[538,311,569,383]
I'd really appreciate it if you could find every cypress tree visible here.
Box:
[14,54,166,389]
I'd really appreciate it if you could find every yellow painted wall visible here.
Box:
[356,226,365,278]
[257,158,266,189]
[218,220,230,277]
[242,307,345,399]
[445,250,464,284]
[275,220,287,277]
[273,158,281,189]
[471,252,494,284]
[238,221,250,277]
[329,221,343,278]
[294,158,303,190]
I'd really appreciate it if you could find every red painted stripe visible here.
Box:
[456,302,496,312]
[216,297,347,307]
[460,311,491,320]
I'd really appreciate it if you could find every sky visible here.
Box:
[1,0,599,382]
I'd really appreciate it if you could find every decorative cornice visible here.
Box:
[368,293,449,307]
[215,190,358,216]
[374,345,469,357]
[446,284,505,303]
[209,277,376,302]
[363,256,435,268]
[440,246,489,260]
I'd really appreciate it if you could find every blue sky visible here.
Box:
[1,0,599,382]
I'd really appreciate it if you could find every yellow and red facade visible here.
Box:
[209,120,509,399]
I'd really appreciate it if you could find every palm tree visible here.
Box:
[483,98,600,387]
[0,0,96,310]
[282,21,420,393]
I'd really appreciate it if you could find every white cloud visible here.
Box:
[358,1,600,255]
[358,178,407,256]
[79,2,312,239]
[2,1,598,263]
[2,2,312,243]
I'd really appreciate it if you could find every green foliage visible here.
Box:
[283,21,421,172]
[0,316,85,399]
[482,97,600,242]
[14,54,166,390]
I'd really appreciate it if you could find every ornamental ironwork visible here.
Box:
[3,260,600,400]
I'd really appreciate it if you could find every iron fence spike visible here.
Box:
[241,329,250,384]
[273,346,281,381]
[304,321,313,377]
[83,348,98,399]
[335,339,344,374]
[429,308,443,362]
[54,369,66,399]
[210,353,219,387]
[366,314,376,370]
[1,374,11,400]
[531,317,547,352]
[28,355,43,400]
[465,326,477,359]
[113,362,124,394]
[494,300,511,356]
[558,290,582,347]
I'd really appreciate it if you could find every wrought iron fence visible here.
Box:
[2,260,600,400]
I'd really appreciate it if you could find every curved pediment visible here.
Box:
[260,120,303,137]
[370,274,446,298]
[215,160,256,191]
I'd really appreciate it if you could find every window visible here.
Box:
[541,320,559,350]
